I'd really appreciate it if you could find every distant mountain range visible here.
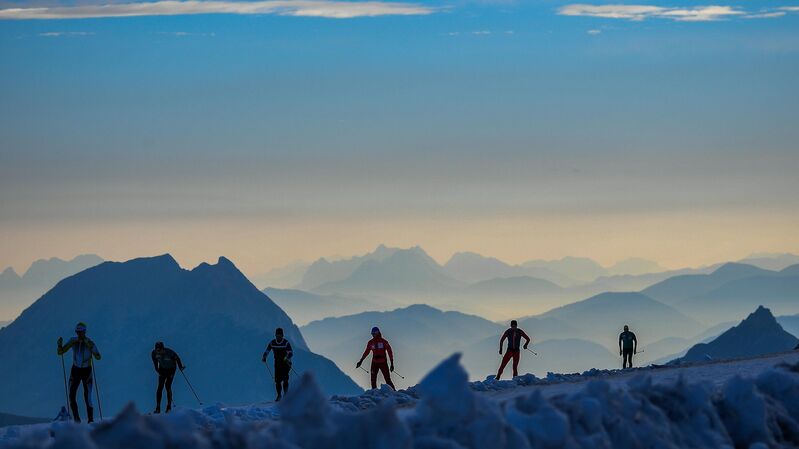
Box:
[672,306,798,364]
[263,288,397,326]
[0,255,104,321]
[0,411,48,427]
[533,292,702,352]
[0,255,360,417]
[644,263,799,324]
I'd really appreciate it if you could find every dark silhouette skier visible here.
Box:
[262,327,293,402]
[57,322,101,423]
[151,342,185,413]
[496,320,531,380]
[356,327,395,390]
[619,325,637,368]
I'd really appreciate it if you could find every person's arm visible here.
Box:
[57,337,76,355]
[386,340,394,369]
[88,339,101,360]
[619,333,623,355]
[151,350,159,371]
[633,333,637,353]
[262,342,272,362]
[173,350,185,370]
[521,330,531,349]
[285,341,293,361]
[499,330,508,354]
[356,342,371,367]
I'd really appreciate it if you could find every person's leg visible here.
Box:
[155,373,166,412]
[68,367,81,422]
[370,361,379,389]
[274,364,285,400]
[496,351,513,380]
[379,363,395,391]
[511,351,520,377]
[283,379,289,395]
[165,372,175,412]
[82,369,94,423]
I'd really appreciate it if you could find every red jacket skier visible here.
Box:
[496,320,531,380]
[356,327,396,390]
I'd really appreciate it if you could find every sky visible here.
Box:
[1,0,798,276]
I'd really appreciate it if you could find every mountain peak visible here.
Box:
[676,305,798,363]
[1,267,20,279]
[711,262,764,277]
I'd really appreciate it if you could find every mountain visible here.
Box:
[537,292,702,349]
[521,257,606,283]
[0,255,360,417]
[301,304,504,387]
[443,252,526,284]
[739,253,799,271]
[263,288,396,325]
[444,252,578,287]
[606,258,664,276]
[0,412,48,427]
[673,306,799,364]
[778,314,799,338]
[0,320,9,329]
[299,245,399,290]
[250,261,309,289]
[681,272,799,323]
[0,255,104,321]
[642,262,775,307]
[312,247,463,297]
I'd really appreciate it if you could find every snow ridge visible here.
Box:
[3,354,799,449]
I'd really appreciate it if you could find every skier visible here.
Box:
[496,320,531,380]
[619,325,637,368]
[151,342,185,413]
[56,322,101,423]
[356,327,395,390]
[262,327,293,402]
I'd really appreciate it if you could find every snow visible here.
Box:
[2,351,799,448]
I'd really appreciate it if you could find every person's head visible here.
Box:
[510,320,518,329]
[154,341,164,352]
[275,327,284,340]
[75,322,87,337]
[371,326,380,337]
[624,325,629,332]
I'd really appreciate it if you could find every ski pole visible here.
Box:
[358,366,369,374]
[391,369,405,380]
[265,362,275,381]
[60,353,72,420]
[290,365,300,377]
[179,369,203,405]
[91,359,103,421]
[526,348,538,356]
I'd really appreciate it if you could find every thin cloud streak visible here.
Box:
[558,4,745,21]
[0,0,437,20]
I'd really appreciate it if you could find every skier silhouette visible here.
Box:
[151,341,185,413]
[356,327,395,390]
[262,327,293,402]
[57,322,101,423]
[496,320,531,380]
[619,325,637,368]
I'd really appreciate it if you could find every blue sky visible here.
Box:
[1,0,798,273]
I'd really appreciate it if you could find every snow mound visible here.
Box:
[3,356,799,449]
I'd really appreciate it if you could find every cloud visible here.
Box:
[586,28,601,34]
[0,0,437,20]
[558,4,744,21]
[38,31,95,36]
[743,11,786,19]
[779,6,799,12]
[155,31,217,36]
